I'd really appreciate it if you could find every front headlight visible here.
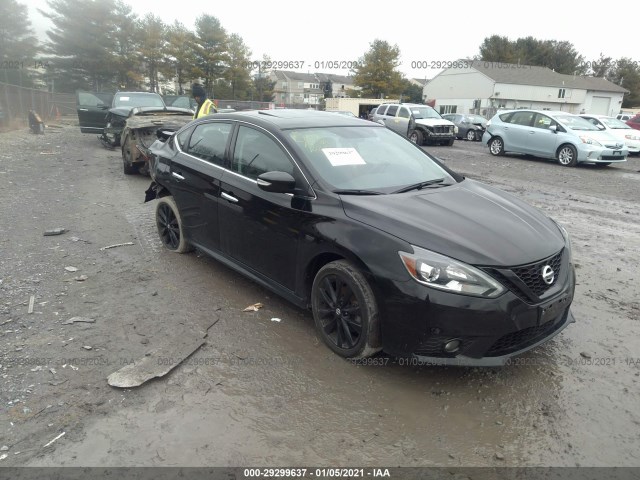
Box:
[454,126,458,134]
[625,134,640,141]
[579,136,602,146]
[553,220,573,265]
[399,246,505,298]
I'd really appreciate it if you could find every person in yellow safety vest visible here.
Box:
[192,84,217,119]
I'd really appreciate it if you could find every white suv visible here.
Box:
[372,103,457,146]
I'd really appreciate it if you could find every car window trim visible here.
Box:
[177,120,234,168]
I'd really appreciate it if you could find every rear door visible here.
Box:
[504,110,536,153]
[76,91,113,133]
[169,121,233,250]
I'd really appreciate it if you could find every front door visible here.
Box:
[76,91,113,133]
[218,125,306,291]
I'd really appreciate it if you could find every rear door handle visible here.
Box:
[221,192,238,203]
[78,108,88,112]
[171,172,185,180]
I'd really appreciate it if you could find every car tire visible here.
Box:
[466,130,476,141]
[311,260,381,359]
[445,139,455,146]
[155,196,193,253]
[408,130,424,146]
[489,137,505,156]
[557,144,578,167]
[121,135,138,175]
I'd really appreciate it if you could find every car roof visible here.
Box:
[498,109,573,116]
[200,109,378,130]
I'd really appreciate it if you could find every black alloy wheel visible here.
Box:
[311,260,380,359]
[155,196,192,253]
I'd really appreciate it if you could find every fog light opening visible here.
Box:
[444,339,461,353]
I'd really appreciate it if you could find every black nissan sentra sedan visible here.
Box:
[145,109,575,366]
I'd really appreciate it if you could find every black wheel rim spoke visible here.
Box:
[316,273,362,351]
[158,204,180,249]
[339,318,355,346]
[320,277,337,306]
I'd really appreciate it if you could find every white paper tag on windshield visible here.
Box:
[322,148,366,166]
[120,96,130,101]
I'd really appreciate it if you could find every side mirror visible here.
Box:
[257,171,296,194]
[597,124,605,130]
[549,125,557,133]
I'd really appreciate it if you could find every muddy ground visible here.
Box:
[0,121,638,468]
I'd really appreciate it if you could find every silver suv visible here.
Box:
[373,103,457,146]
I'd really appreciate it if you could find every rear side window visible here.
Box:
[377,105,388,115]
[498,112,513,122]
[176,126,194,150]
[509,111,536,126]
[386,105,398,116]
[185,122,232,166]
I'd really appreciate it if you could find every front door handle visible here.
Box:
[221,192,238,203]
[78,108,88,112]
[171,172,185,180]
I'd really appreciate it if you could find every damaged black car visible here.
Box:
[76,91,193,148]
[144,110,576,366]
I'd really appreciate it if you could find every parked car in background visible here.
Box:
[616,113,635,122]
[145,109,575,366]
[367,107,378,121]
[373,103,456,146]
[121,106,193,175]
[443,113,487,141]
[580,114,640,155]
[626,114,640,131]
[483,109,628,167]
[77,91,192,148]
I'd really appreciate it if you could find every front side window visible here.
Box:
[533,113,557,130]
[398,107,410,119]
[185,122,232,166]
[232,126,294,180]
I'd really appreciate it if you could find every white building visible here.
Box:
[423,61,628,117]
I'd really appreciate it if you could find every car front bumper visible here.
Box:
[375,259,576,367]
[576,144,628,163]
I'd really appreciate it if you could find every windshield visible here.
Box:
[410,107,442,120]
[601,117,631,129]
[555,114,599,131]
[114,93,165,108]
[286,126,455,192]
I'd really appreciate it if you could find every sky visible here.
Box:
[26,0,638,80]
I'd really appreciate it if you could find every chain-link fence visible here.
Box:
[0,82,76,129]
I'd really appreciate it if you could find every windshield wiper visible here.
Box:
[333,189,385,195]
[392,178,447,194]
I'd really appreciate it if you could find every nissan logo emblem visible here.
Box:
[541,265,555,285]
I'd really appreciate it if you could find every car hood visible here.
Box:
[341,180,564,267]
[567,128,624,147]
[415,118,454,127]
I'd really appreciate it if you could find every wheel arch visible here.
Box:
[303,249,375,307]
